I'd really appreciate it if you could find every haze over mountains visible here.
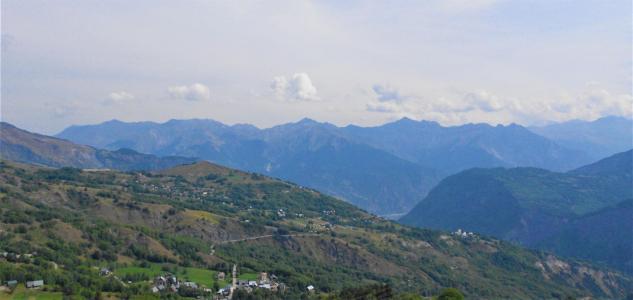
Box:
[530,116,633,160]
[55,116,629,216]
[401,150,633,274]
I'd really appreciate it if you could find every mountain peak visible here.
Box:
[296,117,319,125]
[104,119,124,124]
[396,117,416,123]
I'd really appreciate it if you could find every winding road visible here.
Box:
[216,233,321,245]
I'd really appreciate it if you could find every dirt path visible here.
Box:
[217,233,320,245]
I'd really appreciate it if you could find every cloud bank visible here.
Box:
[365,84,632,125]
[168,83,210,101]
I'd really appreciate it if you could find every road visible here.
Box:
[216,233,320,245]
[229,264,237,299]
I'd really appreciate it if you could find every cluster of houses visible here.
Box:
[453,229,476,238]
[322,209,336,216]
[3,279,44,289]
[1,251,35,262]
[151,273,212,294]
[216,272,286,297]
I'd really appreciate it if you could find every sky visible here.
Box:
[1,0,631,134]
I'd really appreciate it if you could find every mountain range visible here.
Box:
[530,116,633,161]
[400,150,633,274]
[55,116,626,216]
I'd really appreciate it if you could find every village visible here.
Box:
[144,264,290,299]
[2,264,297,300]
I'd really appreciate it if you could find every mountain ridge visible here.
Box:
[0,121,197,171]
[55,117,598,215]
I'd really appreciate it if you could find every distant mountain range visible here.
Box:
[0,122,197,171]
[400,150,633,273]
[55,116,617,215]
[529,116,633,161]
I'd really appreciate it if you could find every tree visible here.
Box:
[438,288,464,300]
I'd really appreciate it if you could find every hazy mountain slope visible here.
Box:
[571,149,632,176]
[343,118,591,173]
[58,119,441,215]
[400,150,633,273]
[256,119,441,215]
[530,116,633,160]
[0,122,196,171]
[1,160,631,299]
[536,199,633,274]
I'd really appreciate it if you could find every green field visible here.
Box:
[0,285,63,300]
[180,267,215,286]
[115,264,163,278]
[114,263,233,288]
[238,273,258,281]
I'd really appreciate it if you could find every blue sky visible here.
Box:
[1,0,631,134]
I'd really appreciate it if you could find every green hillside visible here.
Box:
[0,161,631,299]
[536,199,633,274]
[400,150,633,274]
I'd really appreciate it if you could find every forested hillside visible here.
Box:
[401,150,633,274]
[1,161,630,299]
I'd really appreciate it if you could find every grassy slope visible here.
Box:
[0,161,631,299]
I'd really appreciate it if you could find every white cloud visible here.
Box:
[271,73,319,101]
[372,84,404,102]
[463,90,504,112]
[168,83,210,101]
[366,101,403,113]
[104,91,135,105]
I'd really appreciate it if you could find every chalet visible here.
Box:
[183,281,198,289]
[99,267,111,276]
[5,280,17,287]
[217,272,226,280]
[258,272,268,283]
[307,285,315,293]
[26,280,44,288]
